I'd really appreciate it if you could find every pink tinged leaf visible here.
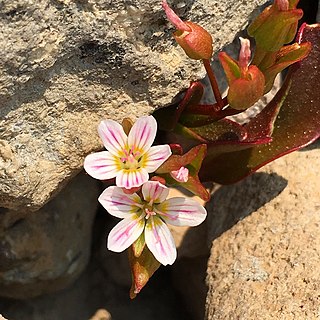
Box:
[142,181,169,204]
[143,145,172,172]
[144,216,177,266]
[98,120,128,156]
[98,186,142,218]
[170,167,189,183]
[84,151,119,180]
[116,169,149,189]
[128,116,157,153]
[156,197,207,227]
[107,217,145,253]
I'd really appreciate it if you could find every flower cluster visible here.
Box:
[84,115,207,265]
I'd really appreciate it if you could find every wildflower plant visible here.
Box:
[84,0,320,297]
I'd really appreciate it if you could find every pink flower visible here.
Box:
[84,116,171,189]
[99,181,207,265]
[170,166,189,183]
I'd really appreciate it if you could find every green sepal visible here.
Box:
[129,245,161,299]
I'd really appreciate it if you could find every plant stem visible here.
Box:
[202,59,224,111]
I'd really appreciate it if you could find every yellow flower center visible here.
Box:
[119,148,142,170]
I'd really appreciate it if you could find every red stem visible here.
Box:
[202,59,224,111]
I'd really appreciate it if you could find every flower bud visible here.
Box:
[248,0,303,52]
[227,66,265,110]
[162,0,213,60]
[219,38,265,110]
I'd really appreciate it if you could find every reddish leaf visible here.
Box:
[200,23,320,184]
[190,119,248,142]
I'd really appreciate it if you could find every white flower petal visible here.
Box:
[107,217,145,252]
[98,120,127,156]
[128,116,157,153]
[84,151,119,180]
[145,216,176,266]
[116,169,149,189]
[142,181,169,204]
[156,197,207,227]
[98,186,142,218]
[142,145,172,173]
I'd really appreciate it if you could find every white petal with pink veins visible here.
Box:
[107,216,145,252]
[128,116,157,152]
[156,197,207,227]
[84,151,119,180]
[142,181,169,204]
[143,145,172,173]
[98,186,142,218]
[116,169,149,189]
[98,120,127,156]
[145,216,177,265]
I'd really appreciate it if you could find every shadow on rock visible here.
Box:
[172,172,287,320]
[207,171,288,243]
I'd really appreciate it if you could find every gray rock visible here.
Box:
[0,172,100,299]
[205,145,320,319]
[0,0,268,212]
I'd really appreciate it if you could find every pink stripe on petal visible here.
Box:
[134,169,149,187]
[142,181,169,203]
[156,197,207,227]
[143,145,172,173]
[84,151,119,180]
[116,169,149,189]
[107,217,145,252]
[98,120,127,156]
[99,186,142,218]
[128,116,157,152]
[145,216,176,266]
[116,171,129,188]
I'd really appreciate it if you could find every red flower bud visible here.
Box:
[162,0,213,60]
[227,66,265,110]
[219,38,265,110]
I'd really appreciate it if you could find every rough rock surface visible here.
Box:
[205,145,320,319]
[0,0,268,212]
[0,172,100,299]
